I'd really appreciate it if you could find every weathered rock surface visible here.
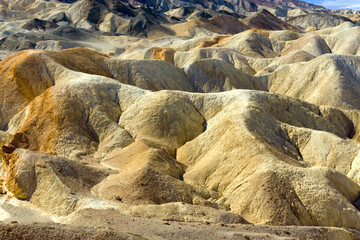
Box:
[2,149,108,215]
[1,49,360,230]
[0,44,360,229]
[1,1,360,239]
[265,54,360,109]
[318,22,360,55]
[286,13,354,30]
[241,9,299,31]
[217,30,278,58]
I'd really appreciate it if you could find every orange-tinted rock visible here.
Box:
[149,47,176,64]
[198,35,228,48]
[0,48,112,129]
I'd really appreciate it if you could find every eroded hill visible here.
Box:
[1,0,360,239]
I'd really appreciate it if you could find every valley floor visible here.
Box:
[2,217,360,240]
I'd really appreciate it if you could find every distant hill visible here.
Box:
[53,0,325,13]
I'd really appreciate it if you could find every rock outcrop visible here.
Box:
[0,47,360,231]
[1,1,360,239]
[286,13,354,30]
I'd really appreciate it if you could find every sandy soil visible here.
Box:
[1,188,360,240]
[1,213,360,240]
[0,222,145,240]
[64,208,360,240]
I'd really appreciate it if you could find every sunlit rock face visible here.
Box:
[1,0,360,239]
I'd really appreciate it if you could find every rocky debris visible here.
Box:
[0,222,145,240]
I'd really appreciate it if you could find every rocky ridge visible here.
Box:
[1,0,360,239]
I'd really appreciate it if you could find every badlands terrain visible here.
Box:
[1,0,360,239]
